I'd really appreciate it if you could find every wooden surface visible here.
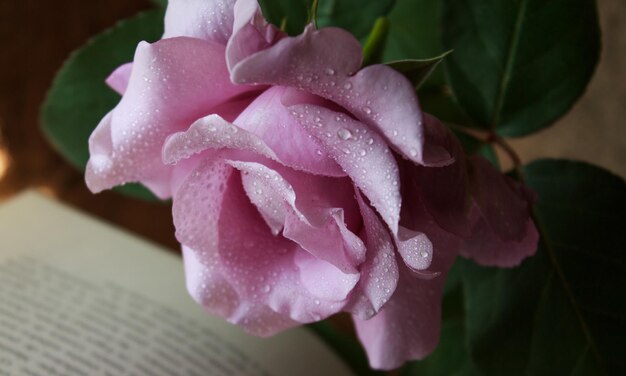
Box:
[0,0,179,250]
[0,0,624,248]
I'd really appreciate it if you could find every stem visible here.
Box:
[362,17,390,66]
[490,133,525,182]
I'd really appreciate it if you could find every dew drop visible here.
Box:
[337,128,353,140]
[262,285,271,293]
[409,148,418,157]
[362,106,372,115]
[420,250,429,258]
[343,82,352,90]
[324,68,335,76]
[358,149,367,157]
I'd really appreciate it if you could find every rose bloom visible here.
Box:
[86,0,538,370]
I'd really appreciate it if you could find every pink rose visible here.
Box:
[86,0,538,370]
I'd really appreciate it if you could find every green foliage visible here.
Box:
[148,0,167,8]
[386,51,451,90]
[316,0,395,40]
[441,0,600,136]
[258,0,394,39]
[382,0,469,126]
[461,160,626,375]
[41,10,164,201]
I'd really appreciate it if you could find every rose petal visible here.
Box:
[163,0,236,44]
[398,114,471,237]
[396,226,434,272]
[347,190,399,319]
[226,0,284,71]
[294,251,360,302]
[176,159,354,334]
[234,86,345,177]
[289,103,401,235]
[228,160,366,274]
[105,63,132,95]
[469,156,531,241]
[460,203,539,267]
[354,199,461,370]
[162,114,278,165]
[230,24,451,165]
[85,37,248,197]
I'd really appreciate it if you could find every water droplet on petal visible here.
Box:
[343,82,352,90]
[409,148,418,157]
[324,68,335,76]
[337,128,352,140]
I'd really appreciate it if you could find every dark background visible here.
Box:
[0,0,178,249]
[0,0,624,251]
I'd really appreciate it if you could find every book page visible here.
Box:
[0,192,353,376]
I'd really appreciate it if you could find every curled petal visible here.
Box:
[461,204,539,267]
[354,198,461,370]
[347,191,399,319]
[106,63,132,95]
[234,86,344,177]
[461,156,539,267]
[470,156,531,240]
[289,103,401,235]
[85,37,249,197]
[396,226,434,272]
[163,0,236,44]
[176,159,357,333]
[226,0,284,71]
[228,160,366,274]
[398,114,471,237]
[162,114,278,165]
[230,25,451,165]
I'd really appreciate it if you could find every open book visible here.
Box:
[0,192,353,375]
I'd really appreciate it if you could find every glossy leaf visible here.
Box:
[442,0,600,136]
[258,0,394,39]
[41,10,164,201]
[462,160,626,375]
[386,51,451,90]
[258,0,310,35]
[316,0,395,40]
[382,0,468,125]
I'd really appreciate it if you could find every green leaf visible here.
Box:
[461,160,626,375]
[362,17,390,66]
[307,321,384,376]
[316,0,395,41]
[258,0,395,39]
[382,0,469,125]
[441,0,600,136]
[258,0,310,35]
[383,0,443,62]
[386,51,451,90]
[41,10,164,201]
[148,0,167,8]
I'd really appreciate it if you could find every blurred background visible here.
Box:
[0,0,624,252]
